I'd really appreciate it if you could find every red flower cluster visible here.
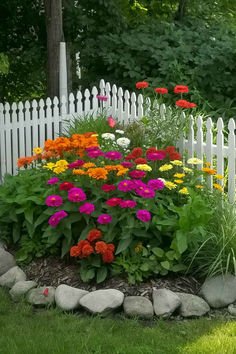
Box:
[155,88,168,94]
[165,146,181,160]
[174,85,189,93]
[176,100,196,108]
[70,229,115,263]
[136,81,149,89]
[134,157,147,164]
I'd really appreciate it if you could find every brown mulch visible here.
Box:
[23,256,201,300]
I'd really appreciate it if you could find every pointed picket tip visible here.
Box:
[112,84,117,94]
[68,92,75,101]
[5,102,10,110]
[12,102,17,110]
[53,96,59,105]
[160,103,166,115]
[84,88,90,97]
[206,117,213,129]
[99,79,105,90]
[18,101,24,110]
[228,118,235,131]
[145,97,151,106]
[137,94,143,104]
[61,95,67,104]
[39,99,44,107]
[46,97,52,105]
[118,87,123,97]
[92,86,98,95]
[131,92,136,102]
[0,103,3,112]
[189,115,194,127]
[76,91,82,100]
[180,111,186,119]
[105,82,111,92]
[124,90,130,99]
[197,115,203,127]
[217,117,224,130]
[25,100,30,109]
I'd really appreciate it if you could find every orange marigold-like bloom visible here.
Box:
[95,241,108,254]
[72,169,87,175]
[83,162,96,168]
[17,156,34,168]
[87,168,108,180]
[107,244,115,252]
[81,244,94,257]
[116,168,129,176]
[70,246,80,257]
[205,162,211,166]
[87,229,102,242]
[213,183,223,192]
[104,165,119,172]
[102,250,114,263]
[202,167,217,175]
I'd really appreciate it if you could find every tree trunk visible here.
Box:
[44,0,63,98]
[175,0,188,21]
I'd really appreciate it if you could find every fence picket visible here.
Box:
[131,92,137,121]
[216,118,225,188]
[228,118,235,203]
[53,96,60,138]
[46,97,52,140]
[5,102,12,174]
[18,102,25,158]
[84,89,91,114]
[124,90,130,125]
[187,115,194,159]
[39,99,45,148]
[92,86,98,117]
[32,99,39,150]
[138,94,143,119]
[0,103,6,180]
[196,116,203,174]
[11,102,18,175]
[111,85,118,118]
[206,118,213,189]
[117,87,124,123]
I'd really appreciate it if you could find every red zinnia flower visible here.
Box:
[146,147,157,155]
[174,85,189,93]
[102,250,114,263]
[81,244,94,257]
[136,81,149,89]
[131,147,143,158]
[165,146,176,154]
[95,241,108,255]
[106,198,123,207]
[169,152,182,160]
[107,244,115,252]
[134,157,147,164]
[59,181,74,190]
[156,149,167,157]
[77,240,90,256]
[101,184,116,192]
[70,245,80,257]
[125,154,135,161]
[154,88,168,94]
[87,229,102,242]
[176,99,190,108]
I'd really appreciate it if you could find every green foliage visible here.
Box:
[0,53,9,75]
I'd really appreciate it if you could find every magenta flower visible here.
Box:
[120,200,137,208]
[107,116,116,128]
[136,187,155,198]
[97,95,108,101]
[146,152,165,161]
[67,160,85,169]
[129,170,146,178]
[147,179,165,190]
[86,146,100,152]
[121,161,133,169]
[49,210,68,226]
[101,184,116,192]
[45,195,63,207]
[118,180,135,192]
[105,151,122,160]
[136,210,151,222]
[68,187,86,202]
[106,198,123,206]
[79,202,95,214]
[97,214,112,224]
[132,179,147,189]
[87,150,104,158]
[47,177,60,185]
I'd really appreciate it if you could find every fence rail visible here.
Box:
[0,79,235,202]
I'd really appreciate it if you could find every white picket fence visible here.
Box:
[0,79,235,202]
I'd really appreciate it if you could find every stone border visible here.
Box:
[1,246,236,319]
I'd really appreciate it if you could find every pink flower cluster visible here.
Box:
[79,202,95,214]
[67,160,85,169]
[97,214,112,224]
[68,187,86,202]
[105,151,122,160]
[87,150,104,158]
[47,177,59,185]
[46,195,63,207]
[49,210,68,226]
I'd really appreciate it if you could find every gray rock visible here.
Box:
[123,296,154,319]
[9,280,37,301]
[200,274,236,308]
[228,304,236,316]
[153,288,181,317]
[0,266,26,288]
[0,241,7,250]
[55,284,88,311]
[0,248,16,276]
[79,289,124,315]
[176,292,210,317]
[27,286,55,306]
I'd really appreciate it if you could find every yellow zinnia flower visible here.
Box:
[187,158,203,165]
[159,164,173,172]
[174,173,185,178]
[195,185,204,189]
[33,147,43,155]
[56,159,68,167]
[214,174,224,180]
[165,181,177,190]
[136,164,152,172]
[213,183,223,192]
[53,167,66,174]
[43,163,55,170]
[179,187,189,195]
[183,167,193,173]
[116,168,129,176]
[174,179,184,184]
[171,160,183,166]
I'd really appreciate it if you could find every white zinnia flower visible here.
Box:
[101,133,115,140]
[115,129,124,135]
[116,137,130,148]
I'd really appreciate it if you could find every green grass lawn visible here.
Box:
[0,289,235,354]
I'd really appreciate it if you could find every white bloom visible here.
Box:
[101,133,115,140]
[115,129,124,135]
[158,178,166,184]
[116,137,130,148]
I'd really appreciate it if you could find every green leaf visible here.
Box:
[115,237,132,254]
[13,223,21,243]
[172,264,187,272]
[161,261,170,270]
[96,266,108,283]
[176,230,188,253]
[140,263,149,271]
[34,213,49,228]
[152,247,164,258]
[80,267,95,282]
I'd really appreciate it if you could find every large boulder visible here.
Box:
[9,280,37,301]
[27,286,55,306]
[153,288,181,318]
[55,284,88,311]
[0,248,16,276]
[79,289,124,315]
[228,304,236,316]
[0,266,26,288]
[123,296,154,319]
[176,292,210,317]
[200,274,236,308]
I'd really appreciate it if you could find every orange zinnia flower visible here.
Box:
[95,241,108,254]
[73,169,87,175]
[17,156,34,168]
[202,167,217,175]
[87,168,108,180]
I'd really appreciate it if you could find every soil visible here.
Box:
[23,256,201,300]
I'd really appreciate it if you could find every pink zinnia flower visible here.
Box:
[59,181,74,190]
[107,116,116,128]
[79,202,95,214]
[129,170,146,178]
[86,146,100,152]
[118,180,135,192]
[97,214,112,224]
[68,187,86,202]
[67,160,85,169]
[106,198,123,206]
[97,95,108,101]
[47,177,59,185]
[136,210,151,222]
[146,152,165,161]
[105,151,122,160]
[87,150,104,158]
[121,161,133,169]
[45,195,63,207]
[147,179,165,190]
[101,184,116,192]
[120,200,137,208]
[136,187,155,198]
[49,210,68,226]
